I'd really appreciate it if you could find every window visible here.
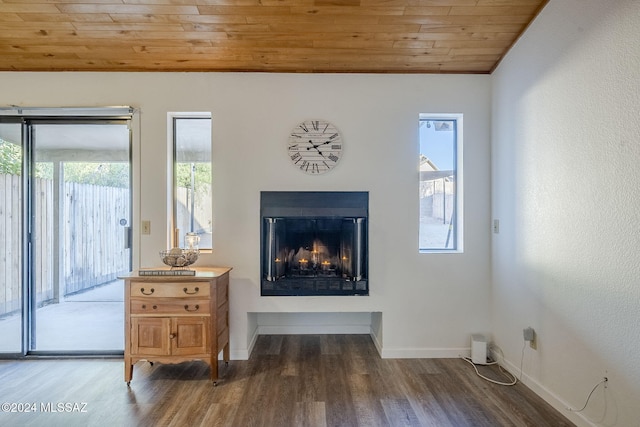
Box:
[419,114,462,252]
[171,114,212,250]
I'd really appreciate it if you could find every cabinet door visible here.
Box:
[131,317,171,356]
[171,317,209,356]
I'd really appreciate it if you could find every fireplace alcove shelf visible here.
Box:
[260,191,369,296]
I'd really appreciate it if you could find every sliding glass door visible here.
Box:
[0,114,132,355]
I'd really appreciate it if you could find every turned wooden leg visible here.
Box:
[124,358,133,385]
[210,357,218,383]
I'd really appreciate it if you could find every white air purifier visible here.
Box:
[471,334,488,365]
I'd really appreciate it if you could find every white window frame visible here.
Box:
[167,112,213,250]
[418,113,463,253]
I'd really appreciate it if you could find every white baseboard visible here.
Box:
[230,349,250,360]
[381,347,470,359]
[499,357,596,427]
[240,323,260,360]
[370,328,383,357]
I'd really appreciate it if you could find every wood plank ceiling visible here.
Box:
[0,0,549,73]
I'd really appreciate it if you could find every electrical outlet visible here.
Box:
[523,327,534,341]
[529,333,537,349]
[141,220,151,235]
[523,327,537,349]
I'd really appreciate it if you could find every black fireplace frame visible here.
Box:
[260,191,369,296]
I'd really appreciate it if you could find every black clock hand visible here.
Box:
[305,140,326,157]
[306,140,317,150]
[309,141,332,148]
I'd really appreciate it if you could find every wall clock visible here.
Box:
[288,119,343,175]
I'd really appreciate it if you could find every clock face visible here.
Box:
[288,120,343,175]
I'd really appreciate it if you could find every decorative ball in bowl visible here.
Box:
[160,248,199,269]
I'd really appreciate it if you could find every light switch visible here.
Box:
[141,220,151,235]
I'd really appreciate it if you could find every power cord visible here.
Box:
[463,341,609,410]
[567,377,608,412]
[519,340,526,380]
[460,354,518,386]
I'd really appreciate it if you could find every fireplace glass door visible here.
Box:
[262,217,367,296]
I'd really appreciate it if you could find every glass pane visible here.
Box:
[419,119,457,250]
[0,123,23,353]
[32,123,130,351]
[174,117,212,249]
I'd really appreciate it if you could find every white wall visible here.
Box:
[491,0,640,425]
[0,71,492,359]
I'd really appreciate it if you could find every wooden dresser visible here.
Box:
[120,267,232,385]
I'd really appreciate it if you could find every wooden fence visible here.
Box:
[0,173,130,317]
[64,181,130,293]
[420,177,455,222]
[0,173,22,317]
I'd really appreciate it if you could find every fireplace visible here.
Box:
[260,191,368,296]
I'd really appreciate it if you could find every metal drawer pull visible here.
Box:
[140,288,154,295]
[169,333,176,339]
[184,304,200,312]
[140,305,157,310]
[183,287,199,295]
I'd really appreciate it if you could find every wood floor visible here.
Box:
[0,334,573,427]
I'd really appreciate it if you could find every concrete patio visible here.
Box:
[0,280,124,353]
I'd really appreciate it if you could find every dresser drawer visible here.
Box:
[130,299,210,315]
[130,281,210,298]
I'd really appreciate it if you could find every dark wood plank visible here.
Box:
[0,335,574,427]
